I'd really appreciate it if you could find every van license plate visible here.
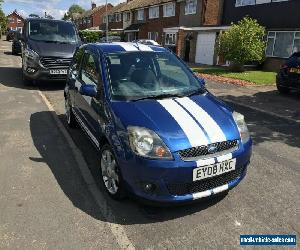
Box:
[50,69,68,75]
[193,159,236,181]
[290,68,300,74]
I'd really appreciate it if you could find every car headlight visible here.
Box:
[233,111,250,144]
[128,126,173,160]
[24,48,39,60]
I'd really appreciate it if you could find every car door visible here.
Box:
[74,50,104,148]
[67,47,84,105]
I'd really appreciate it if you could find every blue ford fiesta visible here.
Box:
[64,42,252,203]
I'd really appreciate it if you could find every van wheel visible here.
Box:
[100,144,126,200]
[22,67,32,86]
[277,85,290,94]
[65,96,77,128]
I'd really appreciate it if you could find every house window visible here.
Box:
[148,32,159,41]
[137,9,144,21]
[266,31,300,58]
[9,18,14,23]
[165,33,176,45]
[103,16,107,23]
[17,18,22,23]
[115,13,122,22]
[185,0,197,15]
[149,6,159,19]
[163,2,175,17]
[108,14,114,22]
[123,12,130,22]
[236,0,289,7]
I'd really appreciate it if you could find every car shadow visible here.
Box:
[219,91,300,149]
[29,111,227,225]
[0,66,66,91]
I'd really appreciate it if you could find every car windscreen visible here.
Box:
[105,51,205,101]
[28,20,78,44]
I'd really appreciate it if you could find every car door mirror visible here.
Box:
[79,84,97,97]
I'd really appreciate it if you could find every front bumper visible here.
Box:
[23,57,68,82]
[119,140,252,203]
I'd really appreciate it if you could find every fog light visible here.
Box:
[142,183,156,194]
[27,67,36,73]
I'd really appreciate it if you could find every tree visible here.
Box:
[217,17,266,72]
[0,4,7,37]
[63,4,85,20]
[29,13,40,18]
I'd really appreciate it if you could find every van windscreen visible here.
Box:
[28,20,78,44]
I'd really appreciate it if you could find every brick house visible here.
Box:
[73,3,113,30]
[222,0,300,71]
[107,0,180,51]
[168,0,225,64]
[6,10,24,33]
[102,2,127,32]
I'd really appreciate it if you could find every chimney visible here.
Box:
[92,2,96,9]
[127,0,132,3]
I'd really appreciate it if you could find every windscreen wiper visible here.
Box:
[132,93,184,102]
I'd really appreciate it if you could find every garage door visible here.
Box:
[195,32,216,65]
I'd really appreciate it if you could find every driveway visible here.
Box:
[0,38,299,249]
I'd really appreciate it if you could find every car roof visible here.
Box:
[86,42,166,54]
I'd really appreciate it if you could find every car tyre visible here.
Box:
[65,96,77,128]
[277,85,290,94]
[100,144,126,200]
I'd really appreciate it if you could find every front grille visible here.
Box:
[166,167,244,196]
[179,140,238,160]
[40,57,72,69]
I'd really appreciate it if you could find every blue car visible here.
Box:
[64,42,252,203]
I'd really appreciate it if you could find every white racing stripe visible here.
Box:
[192,190,212,200]
[158,99,208,147]
[135,43,153,51]
[176,97,226,143]
[114,42,139,51]
[212,184,229,194]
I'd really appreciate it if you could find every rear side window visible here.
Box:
[72,48,84,72]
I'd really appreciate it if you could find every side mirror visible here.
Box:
[79,84,97,97]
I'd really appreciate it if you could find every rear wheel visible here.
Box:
[100,144,126,200]
[277,84,290,94]
[65,96,77,128]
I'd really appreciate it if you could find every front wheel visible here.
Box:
[100,144,126,200]
[22,69,33,86]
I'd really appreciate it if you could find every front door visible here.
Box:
[74,51,103,148]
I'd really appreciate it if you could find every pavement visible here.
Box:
[0,38,299,249]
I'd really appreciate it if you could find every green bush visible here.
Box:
[217,17,266,72]
[79,30,123,43]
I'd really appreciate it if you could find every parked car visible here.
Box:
[21,18,81,85]
[64,42,252,203]
[276,52,300,93]
[99,36,121,43]
[12,32,22,55]
[132,39,160,46]
[6,30,18,41]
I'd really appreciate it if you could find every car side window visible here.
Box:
[81,53,99,85]
[71,48,84,75]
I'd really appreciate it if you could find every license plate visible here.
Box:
[289,68,300,74]
[50,69,68,75]
[193,159,236,181]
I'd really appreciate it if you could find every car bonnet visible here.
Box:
[111,94,240,153]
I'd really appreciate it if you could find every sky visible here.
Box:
[3,0,122,19]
